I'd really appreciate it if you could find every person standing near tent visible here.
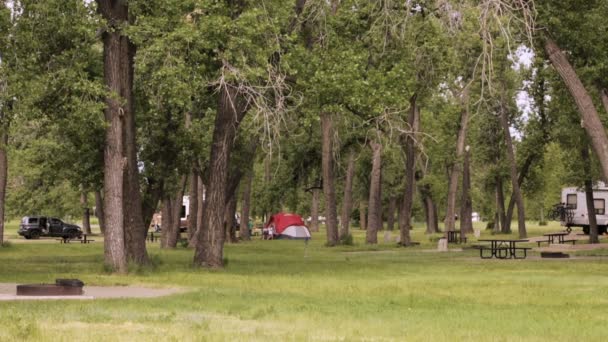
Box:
[268,225,275,240]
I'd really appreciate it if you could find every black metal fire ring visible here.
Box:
[16,284,84,296]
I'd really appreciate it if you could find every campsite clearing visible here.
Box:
[0,221,607,341]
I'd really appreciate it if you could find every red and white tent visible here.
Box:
[265,213,311,240]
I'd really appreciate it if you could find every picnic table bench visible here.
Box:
[80,235,94,244]
[476,239,531,259]
[57,235,95,244]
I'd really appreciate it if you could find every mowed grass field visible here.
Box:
[1,220,607,341]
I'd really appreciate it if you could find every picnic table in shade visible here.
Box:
[476,239,531,259]
[536,232,578,246]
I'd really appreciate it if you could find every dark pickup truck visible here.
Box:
[18,216,83,240]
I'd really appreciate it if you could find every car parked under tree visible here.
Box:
[18,216,83,240]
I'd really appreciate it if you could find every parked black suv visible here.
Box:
[18,216,83,240]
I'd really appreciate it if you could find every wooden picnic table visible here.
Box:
[476,239,530,259]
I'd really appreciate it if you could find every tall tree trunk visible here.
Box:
[264,155,272,221]
[80,191,92,235]
[545,38,608,182]
[188,178,206,248]
[321,112,339,246]
[600,88,608,114]
[399,95,420,246]
[0,128,7,246]
[97,0,131,273]
[122,42,149,265]
[445,91,470,232]
[366,141,382,244]
[504,152,543,232]
[460,147,473,236]
[141,181,162,237]
[161,176,187,248]
[187,169,199,242]
[418,167,439,234]
[504,185,518,233]
[160,198,173,248]
[240,170,253,241]
[387,195,396,231]
[225,194,238,243]
[194,86,247,268]
[582,146,599,244]
[310,188,320,232]
[422,192,439,234]
[499,106,527,238]
[340,151,355,238]
[95,190,105,235]
[359,200,367,230]
[495,176,506,233]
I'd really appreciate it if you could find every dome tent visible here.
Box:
[265,213,311,240]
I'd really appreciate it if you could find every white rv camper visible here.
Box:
[559,184,608,235]
[151,196,190,232]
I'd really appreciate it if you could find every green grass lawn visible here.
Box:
[1,220,607,341]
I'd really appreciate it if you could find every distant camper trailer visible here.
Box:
[150,196,193,233]
[151,193,242,233]
[558,185,608,235]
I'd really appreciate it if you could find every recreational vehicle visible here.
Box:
[150,194,238,233]
[558,185,608,235]
[150,196,190,233]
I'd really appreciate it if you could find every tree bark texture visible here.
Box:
[264,155,272,220]
[422,190,439,234]
[98,0,132,273]
[418,167,439,234]
[459,149,473,236]
[600,88,608,114]
[321,112,339,246]
[310,188,320,232]
[188,178,206,248]
[194,86,247,268]
[161,175,187,248]
[340,151,355,238]
[0,128,7,246]
[504,156,535,233]
[582,146,599,244]
[160,198,173,248]
[499,107,527,238]
[366,141,382,244]
[95,190,105,234]
[80,191,92,235]
[445,91,469,232]
[225,194,238,243]
[545,38,608,183]
[122,39,149,265]
[386,195,396,231]
[495,176,506,233]
[359,200,367,230]
[399,95,420,246]
[240,170,253,241]
[188,169,199,241]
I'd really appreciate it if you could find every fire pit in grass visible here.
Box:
[17,279,84,296]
